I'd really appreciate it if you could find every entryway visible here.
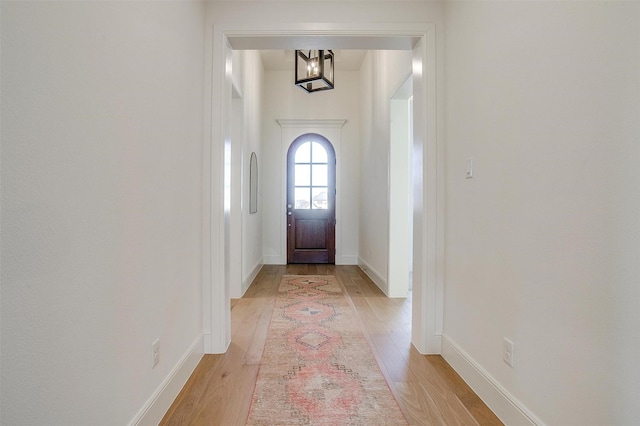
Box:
[286,134,336,264]
[204,24,444,356]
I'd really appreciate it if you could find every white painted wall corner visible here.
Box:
[262,255,284,265]
[358,257,388,295]
[128,335,204,426]
[441,335,545,426]
[337,255,359,265]
[242,261,264,295]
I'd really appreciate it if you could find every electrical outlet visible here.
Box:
[503,337,514,367]
[152,339,160,368]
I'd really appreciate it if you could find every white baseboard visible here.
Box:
[358,257,388,295]
[203,331,212,354]
[264,255,357,266]
[129,335,204,426]
[242,261,263,295]
[203,332,231,354]
[441,335,545,426]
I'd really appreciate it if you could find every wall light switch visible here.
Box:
[503,337,514,367]
[466,157,473,179]
[152,339,160,368]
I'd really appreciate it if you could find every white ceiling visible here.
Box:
[260,50,368,71]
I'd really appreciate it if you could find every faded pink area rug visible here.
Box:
[246,275,408,425]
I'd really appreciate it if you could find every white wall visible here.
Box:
[389,87,413,298]
[261,70,360,264]
[358,50,413,292]
[443,1,640,425]
[1,2,205,424]
[241,51,264,292]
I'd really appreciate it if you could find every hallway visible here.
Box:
[161,265,501,425]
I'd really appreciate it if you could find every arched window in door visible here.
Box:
[293,141,330,210]
[287,134,336,264]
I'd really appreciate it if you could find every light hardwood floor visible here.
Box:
[161,265,503,425]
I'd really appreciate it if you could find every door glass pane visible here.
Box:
[311,142,327,163]
[311,187,328,209]
[292,139,331,210]
[295,142,311,163]
[295,165,311,186]
[295,187,311,209]
[312,164,327,186]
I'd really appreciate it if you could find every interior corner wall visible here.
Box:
[358,50,412,293]
[443,1,640,424]
[241,50,264,292]
[261,70,361,265]
[1,2,205,424]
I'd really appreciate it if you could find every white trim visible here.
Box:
[358,257,388,295]
[409,28,442,355]
[202,332,212,352]
[277,119,346,267]
[242,262,263,295]
[203,28,232,354]
[128,335,204,426]
[219,22,429,44]
[442,335,545,426]
[276,119,347,129]
[205,22,442,361]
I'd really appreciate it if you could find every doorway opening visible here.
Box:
[205,25,442,356]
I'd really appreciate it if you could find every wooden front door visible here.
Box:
[287,134,336,264]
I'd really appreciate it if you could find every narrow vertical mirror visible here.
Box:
[249,152,258,213]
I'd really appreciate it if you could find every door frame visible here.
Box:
[278,120,345,265]
[203,23,443,356]
[286,131,337,264]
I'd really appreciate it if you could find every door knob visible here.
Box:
[287,204,292,208]
[288,212,292,216]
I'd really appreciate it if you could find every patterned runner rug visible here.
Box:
[246,275,408,425]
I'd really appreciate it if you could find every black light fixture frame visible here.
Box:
[295,50,334,93]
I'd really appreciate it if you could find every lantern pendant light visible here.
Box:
[295,50,334,93]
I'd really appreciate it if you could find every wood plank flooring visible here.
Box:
[160,265,503,426]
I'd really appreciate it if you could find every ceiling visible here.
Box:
[259,50,368,71]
